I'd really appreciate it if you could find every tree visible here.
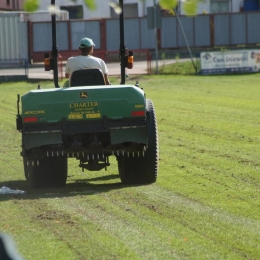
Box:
[23,0,205,16]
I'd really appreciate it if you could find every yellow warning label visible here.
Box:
[68,114,83,119]
[24,110,45,115]
[86,113,101,119]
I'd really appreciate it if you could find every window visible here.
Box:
[110,4,138,18]
[60,5,83,19]
[210,0,230,13]
[6,0,10,5]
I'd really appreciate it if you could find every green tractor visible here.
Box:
[16,0,159,188]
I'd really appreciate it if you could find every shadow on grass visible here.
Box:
[0,174,135,201]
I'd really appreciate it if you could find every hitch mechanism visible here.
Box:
[80,161,111,171]
[80,157,110,171]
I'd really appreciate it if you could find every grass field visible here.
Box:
[0,74,259,260]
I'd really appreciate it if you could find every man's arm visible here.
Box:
[65,59,70,78]
[104,74,111,85]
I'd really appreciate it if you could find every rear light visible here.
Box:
[131,110,145,117]
[125,51,134,69]
[23,117,38,123]
[44,53,53,71]
[44,57,51,71]
[127,51,134,69]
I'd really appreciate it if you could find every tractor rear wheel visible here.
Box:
[28,157,67,188]
[118,99,158,184]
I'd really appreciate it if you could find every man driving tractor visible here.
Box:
[65,37,111,85]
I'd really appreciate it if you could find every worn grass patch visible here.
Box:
[153,60,200,75]
[0,75,260,260]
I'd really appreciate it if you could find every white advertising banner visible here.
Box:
[200,50,260,75]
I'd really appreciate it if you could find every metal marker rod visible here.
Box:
[174,8,197,73]
[119,0,125,84]
[51,0,59,88]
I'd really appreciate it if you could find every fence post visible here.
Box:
[210,14,214,47]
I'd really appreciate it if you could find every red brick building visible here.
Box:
[0,0,25,11]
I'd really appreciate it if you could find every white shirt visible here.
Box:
[65,55,109,77]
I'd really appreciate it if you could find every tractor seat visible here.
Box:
[70,68,105,87]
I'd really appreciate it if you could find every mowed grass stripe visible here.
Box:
[32,186,259,259]
[10,198,139,260]
[0,200,78,260]
[39,192,202,259]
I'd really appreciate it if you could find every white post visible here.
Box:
[153,0,159,74]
